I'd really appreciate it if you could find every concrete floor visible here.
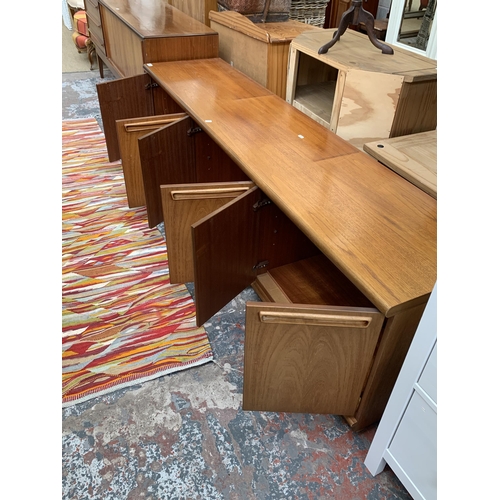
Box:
[61,68,413,499]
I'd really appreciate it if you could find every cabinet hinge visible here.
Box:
[252,198,271,211]
[145,82,159,90]
[187,126,203,136]
[253,260,269,271]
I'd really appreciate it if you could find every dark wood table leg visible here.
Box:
[318,0,394,55]
[97,55,104,78]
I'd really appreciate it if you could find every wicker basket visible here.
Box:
[217,0,291,22]
[289,0,329,27]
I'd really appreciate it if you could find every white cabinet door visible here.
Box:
[365,284,437,500]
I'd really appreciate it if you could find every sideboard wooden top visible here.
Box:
[99,0,217,38]
[291,29,437,82]
[144,58,437,316]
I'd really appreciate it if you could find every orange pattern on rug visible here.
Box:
[62,118,213,407]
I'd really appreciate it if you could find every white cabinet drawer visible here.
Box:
[418,341,437,403]
[388,391,437,500]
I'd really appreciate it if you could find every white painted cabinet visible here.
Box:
[365,284,437,500]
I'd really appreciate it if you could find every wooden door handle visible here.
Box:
[258,311,372,328]
[169,186,253,201]
[124,115,187,132]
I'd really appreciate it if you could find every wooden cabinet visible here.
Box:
[209,10,320,99]
[168,182,386,416]
[96,58,436,431]
[162,179,386,418]
[84,0,110,77]
[97,74,250,215]
[167,0,218,26]
[97,0,219,78]
[286,29,437,149]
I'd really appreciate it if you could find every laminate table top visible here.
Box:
[364,130,437,199]
[143,58,437,317]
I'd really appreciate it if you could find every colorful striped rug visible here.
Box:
[62,118,213,407]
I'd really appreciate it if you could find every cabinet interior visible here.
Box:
[293,52,339,126]
[252,254,375,310]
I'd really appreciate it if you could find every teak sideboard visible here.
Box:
[96,58,437,431]
[87,0,218,80]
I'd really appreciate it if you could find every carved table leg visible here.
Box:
[318,0,394,55]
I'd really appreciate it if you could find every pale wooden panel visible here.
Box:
[210,10,318,43]
[168,0,218,25]
[116,113,187,207]
[285,45,299,103]
[290,29,437,75]
[293,81,335,126]
[210,11,319,98]
[160,181,255,284]
[101,6,144,77]
[211,20,269,88]
[364,130,437,199]
[145,58,436,316]
[295,52,338,87]
[252,274,292,304]
[337,69,404,149]
[243,302,384,415]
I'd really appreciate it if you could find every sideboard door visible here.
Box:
[243,302,384,415]
[97,74,155,162]
[160,181,255,284]
[116,113,188,208]
[138,116,199,228]
[192,186,262,326]
[191,186,320,326]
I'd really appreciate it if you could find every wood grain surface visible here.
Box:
[364,131,437,198]
[99,0,218,37]
[243,302,384,415]
[290,29,437,80]
[144,58,437,317]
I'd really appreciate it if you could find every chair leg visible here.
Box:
[87,41,95,70]
[97,55,104,78]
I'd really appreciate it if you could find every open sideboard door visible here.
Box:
[160,181,256,284]
[116,113,188,207]
[191,184,385,416]
[191,186,320,326]
[138,116,251,229]
[97,73,184,162]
